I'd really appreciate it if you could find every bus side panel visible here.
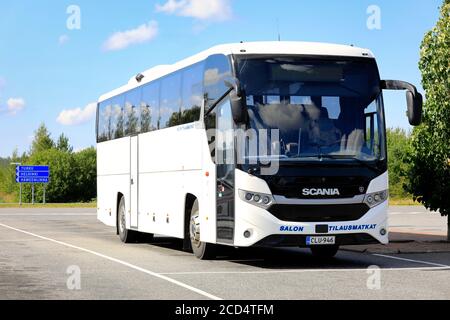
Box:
[138,127,196,238]
[186,126,217,244]
[137,124,217,242]
[97,138,131,228]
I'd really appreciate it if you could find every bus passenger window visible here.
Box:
[112,95,125,139]
[124,88,141,135]
[141,81,159,133]
[160,72,182,129]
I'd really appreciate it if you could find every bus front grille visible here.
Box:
[268,204,370,222]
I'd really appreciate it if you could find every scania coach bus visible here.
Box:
[96,42,422,259]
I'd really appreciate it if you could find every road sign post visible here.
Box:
[15,165,50,205]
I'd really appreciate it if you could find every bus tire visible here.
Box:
[190,199,216,260]
[310,245,339,259]
[118,196,138,243]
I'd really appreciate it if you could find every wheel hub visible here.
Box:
[190,214,201,248]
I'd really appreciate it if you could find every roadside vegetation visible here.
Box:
[0,123,96,205]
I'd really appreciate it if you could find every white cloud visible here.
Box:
[57,102,97,126]
[59,34,70,46]
[7,98,26,115]
[156,0,232,21]
[103,21,159,52]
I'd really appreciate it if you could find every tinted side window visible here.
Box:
[124,88,141,135]
[141,81,159,133]
[204,54,232,111]
[97,99,113,142]
[160,72,182,129]
[112,95,125,139]
[180,62,204,125]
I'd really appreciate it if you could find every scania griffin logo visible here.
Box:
[302,188,341,196]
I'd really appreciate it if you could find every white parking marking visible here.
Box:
[161,266,449,275]
[373,254,450,268]
[0,222,222,300]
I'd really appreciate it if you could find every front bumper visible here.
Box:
[234,198,389,247]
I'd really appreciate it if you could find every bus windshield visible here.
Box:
[236,56,386,163]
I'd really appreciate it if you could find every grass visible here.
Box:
[0,202,97,209]
[0,191,16,204]
[389,198,421,206]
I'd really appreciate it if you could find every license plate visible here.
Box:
[306,236,336,246]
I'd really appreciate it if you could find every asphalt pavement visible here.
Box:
[0,206,449,300]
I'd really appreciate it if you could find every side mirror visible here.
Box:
[224,78,248,124]
[381,80,423,126]
[406,90,423,126]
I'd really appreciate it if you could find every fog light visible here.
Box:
[244,230,252,238]
[245,193,253,201]
[380,228,387,236]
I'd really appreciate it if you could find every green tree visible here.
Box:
[386,128,412,199]
[0,149,28,202]
[23,149,76,203]
[407,0,450,239]
[56,133,73,153]
[73,147,97,202]
[31,123,54,155]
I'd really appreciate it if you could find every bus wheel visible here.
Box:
[190,199,216,260]
[118,196,138,243]
[310,245,339,259]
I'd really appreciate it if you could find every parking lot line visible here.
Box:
[0,222,222,301]
[373,254,450,268]
[160,266,449,276]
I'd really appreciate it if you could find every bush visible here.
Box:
[386,128,412,199]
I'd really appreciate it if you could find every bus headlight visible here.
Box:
[239,190,274,209]
[364,190,388,208]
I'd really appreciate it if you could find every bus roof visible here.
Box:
[98,41,375,102]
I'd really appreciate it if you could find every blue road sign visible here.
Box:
[16,165,50,184]
[17,166,49,172]
[17,177,49,183]
[17,172,50,178]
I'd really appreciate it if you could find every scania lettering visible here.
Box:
[302,188,341,196]
[96,42,423,259]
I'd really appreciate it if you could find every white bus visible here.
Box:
[96,42,422,259]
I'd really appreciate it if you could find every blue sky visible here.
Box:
[0,0,443,157]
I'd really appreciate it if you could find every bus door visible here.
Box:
[216,100,235,244]
[130,135,139,229]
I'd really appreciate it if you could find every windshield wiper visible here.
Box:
[320,154,382,173]
[278,154,381,173]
